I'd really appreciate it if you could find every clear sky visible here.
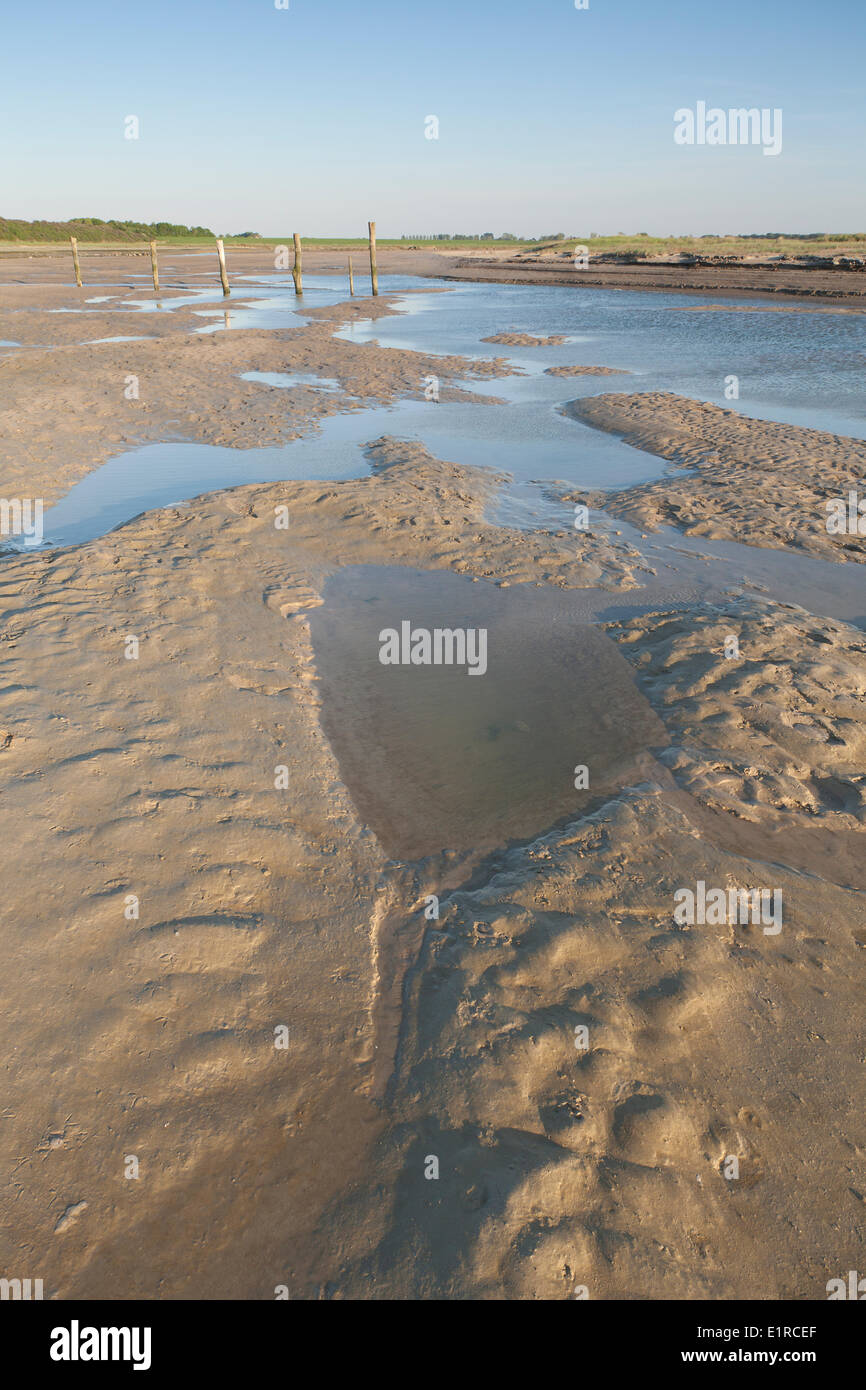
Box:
[1,0,863,236]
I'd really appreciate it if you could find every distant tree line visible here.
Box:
[399,231,865,245]
[400,232,565,242]
[0,216,214,242]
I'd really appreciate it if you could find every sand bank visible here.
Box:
[568,392,866,563]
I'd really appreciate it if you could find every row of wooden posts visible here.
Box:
[68,223,380,298]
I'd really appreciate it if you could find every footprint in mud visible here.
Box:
[612,1089,666,1149]
[539,1091,589,1147]
[631,970,707,1031]
[811,774,863,816]
[225,667,295,696]
[703,1115,765,1190]
[263,584,323,620]
[634,972,688,1015]
[54,1200,88,1235]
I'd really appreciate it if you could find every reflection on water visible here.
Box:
[36,434,371,548]
[21,270,866,637]
[310,566,669,860]
[335,282,866,439]
[37,387,667,548]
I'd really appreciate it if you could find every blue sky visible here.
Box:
[1,0,863,235]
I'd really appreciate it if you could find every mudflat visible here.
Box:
[567,392,866,563]
[1,252,864,1299]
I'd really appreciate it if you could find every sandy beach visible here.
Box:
[2,247,865,1304]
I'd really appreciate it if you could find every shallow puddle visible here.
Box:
[34,392,666,549]
[84,335,152,345]
[241,370,342,392]
[309,566,669,860]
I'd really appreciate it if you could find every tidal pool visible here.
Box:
[309,566,669,860]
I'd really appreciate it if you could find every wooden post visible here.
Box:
[348,255,354,296]
[292,233,303,295]
[70,236,82,288]
[368,221,378,296]
[149,240,160,293]
[216,238,230,296]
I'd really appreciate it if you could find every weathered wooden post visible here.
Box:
[368,221,378,295]
[348,255,354,296]
[149,240,160,293]
[292,233,303,294]
[70,236,82,288]
[216,238,230,296]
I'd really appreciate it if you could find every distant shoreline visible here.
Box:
[2,241,863,307]
[433,252,866,306]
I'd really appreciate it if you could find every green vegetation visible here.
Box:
[0,216,214,243]
[1,221,863,259]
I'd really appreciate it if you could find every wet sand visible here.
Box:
[567,392,866,564]
[0,253,509,506]
[1,258,865,1300]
